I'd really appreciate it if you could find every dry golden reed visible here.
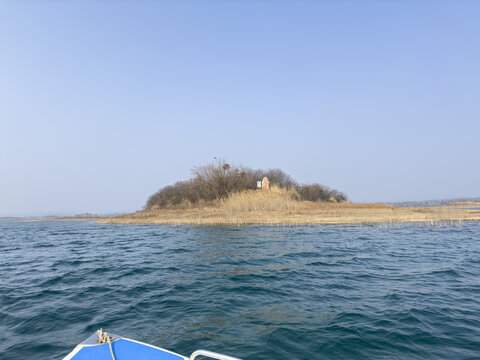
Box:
[218,186,299,213]
[95,195,480,226]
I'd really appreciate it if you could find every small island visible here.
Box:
[98,161,480,225]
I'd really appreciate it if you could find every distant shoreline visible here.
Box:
[17,216,106,222]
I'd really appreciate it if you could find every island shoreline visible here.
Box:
[95,202,480,226]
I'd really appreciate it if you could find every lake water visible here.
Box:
[1,221,479,359]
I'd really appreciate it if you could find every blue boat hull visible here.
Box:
[63,331,240,360]
[63,335,187,360]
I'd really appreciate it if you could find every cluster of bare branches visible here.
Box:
[146,160,347,209]
[297,184,348,203]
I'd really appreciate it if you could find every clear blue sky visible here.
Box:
[1,1,479,216]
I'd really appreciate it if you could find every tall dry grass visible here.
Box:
[218,186,300,214]
[97,188,480,225]
[98,201,480,225]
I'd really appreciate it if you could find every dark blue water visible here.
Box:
[1,221,479,360]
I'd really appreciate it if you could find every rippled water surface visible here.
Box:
[1,221,480,359]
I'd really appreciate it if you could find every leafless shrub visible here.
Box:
[145,160,347,209]
[296,183,348,203]
[264,168,297,189]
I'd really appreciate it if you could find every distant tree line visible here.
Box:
[146,160,347,209]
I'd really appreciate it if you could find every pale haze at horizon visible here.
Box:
[1,2,479,216]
